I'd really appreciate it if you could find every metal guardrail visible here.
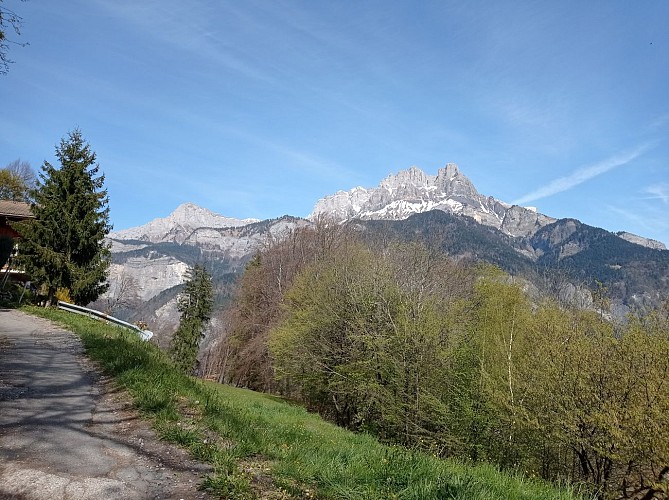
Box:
[57,301,153,341]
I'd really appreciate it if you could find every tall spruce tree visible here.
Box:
[170,264,213,374]
[14,130,111,306]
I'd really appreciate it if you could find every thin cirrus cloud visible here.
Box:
[92,0,274,83]
[513,143,654,206]
[645,183,669,204]
[607,204,669,236]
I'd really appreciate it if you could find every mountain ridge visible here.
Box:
[104,164,667,340]
[110,202,261,244]
[310,164,664,249]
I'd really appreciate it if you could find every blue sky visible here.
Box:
[2,1,668,245]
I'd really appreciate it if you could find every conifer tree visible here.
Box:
[14,130,111,306]
[170,264,214,374]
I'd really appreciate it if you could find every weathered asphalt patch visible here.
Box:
[0,309,213,500]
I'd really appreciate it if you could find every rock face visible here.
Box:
[310,164,556,238]
[107,255,189,302]
[616,231,667,251]
[106,211,308,340]
[109,209,308,304]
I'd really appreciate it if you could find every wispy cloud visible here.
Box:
[92,0,274,83]
[513,143,653,205]
[607,204,669,245]
[157,104,360,184]
[649,112,669,131]
[606,182,669,247]
[645,183,669,204]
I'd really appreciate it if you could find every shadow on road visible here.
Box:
[0,309,212,500]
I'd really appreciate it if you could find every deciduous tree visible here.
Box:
[0,0,27,75]
[206,218,354,390]
[92,269,142,315]
[0,159,34,201]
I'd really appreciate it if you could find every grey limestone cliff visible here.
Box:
[310,164,556,238]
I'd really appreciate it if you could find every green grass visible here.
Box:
[25,306,584,500]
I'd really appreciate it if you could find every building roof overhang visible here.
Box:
[0,200,34,219]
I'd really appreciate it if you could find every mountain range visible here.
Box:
[106,164,668,342]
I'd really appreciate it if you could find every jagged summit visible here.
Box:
[380,165,432,188]
[110,202,260,244]
[111,166,666,253]
[377,164,467,191]
[310,164,554,238]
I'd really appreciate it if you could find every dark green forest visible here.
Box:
[360,211,669,310]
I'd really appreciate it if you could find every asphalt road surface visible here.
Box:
[0,309,213,500]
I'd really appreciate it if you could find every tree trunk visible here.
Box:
[46,286,56,307]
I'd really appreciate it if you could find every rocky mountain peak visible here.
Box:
[310,164,551,238]
[167,202,258,229]
[110,203,260,244]
[435,163,478,198]
[381,166,431,189]
[442,162,460,178]
[170,202,216,224]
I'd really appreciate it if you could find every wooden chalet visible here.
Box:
[0,200,34,238]
[0,200,34,283]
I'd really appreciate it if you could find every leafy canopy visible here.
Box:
[0,159,35,201]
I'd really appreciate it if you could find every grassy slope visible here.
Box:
[25,307,582,500]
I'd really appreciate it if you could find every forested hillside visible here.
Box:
[358,211,669,312]
[530,219,669,304]
[202,221,669,499]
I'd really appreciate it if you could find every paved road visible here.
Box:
[0,309,213,500]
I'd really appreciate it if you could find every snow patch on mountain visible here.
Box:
[310,164,556,238]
